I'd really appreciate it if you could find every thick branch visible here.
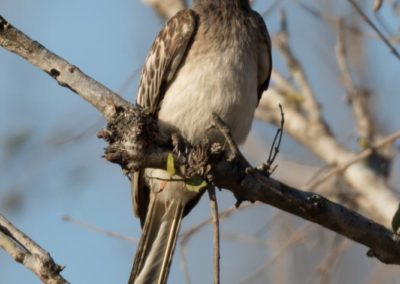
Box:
[0,214,68,284]
[0,15,131,120]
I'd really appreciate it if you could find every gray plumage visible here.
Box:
[129,1,272,283]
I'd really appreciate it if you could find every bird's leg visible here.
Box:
[211,113,252,168]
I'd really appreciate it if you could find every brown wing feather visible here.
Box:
[133,9,198,223]
[252,11,272,103]
[136,9,198,115]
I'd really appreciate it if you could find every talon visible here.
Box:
[97,128,112,140]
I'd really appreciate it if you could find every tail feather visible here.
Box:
[129,196,184,284]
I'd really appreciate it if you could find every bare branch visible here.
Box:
[335,20,375,144]
[297,1,400,45]
[305,130,400,190]
[0,15,131,121]
[275,11,322,122]
[179,203,255,284]
[180,203,254,245]
[0,214,68,284]
[347,0,400,60]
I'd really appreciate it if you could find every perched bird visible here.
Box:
[129,0,272,283]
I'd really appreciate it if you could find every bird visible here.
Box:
[129,0,272,283]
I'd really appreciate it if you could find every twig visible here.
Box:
[0,214,69,284]
[373,0,383,12]
[305,130,400,190]
[259,104,284,176]
[348,0,400,60]
[180,203,254,244]
[179,203,255,283]
[297,1,376,39]
[62,216,138,243]
[298,1,400,45]
[207,186,220,284]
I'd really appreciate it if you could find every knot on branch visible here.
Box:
[38,254,65,278]
[98,105,159,174]
[305,194,325,218]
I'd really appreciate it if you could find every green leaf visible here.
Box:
[166,153,176,176]
[186,176,207,192]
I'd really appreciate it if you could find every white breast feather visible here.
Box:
[158,47,258,144]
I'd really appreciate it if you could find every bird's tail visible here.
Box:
[128,196,184,284]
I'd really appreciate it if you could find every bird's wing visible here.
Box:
[133,9,198,224]
[253,11,272,103]
[136,9,198,114]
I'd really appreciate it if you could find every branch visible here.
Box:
[347,0,400,61]
[335,20,375,144]
[305,130,400,190]
[0,15,131,121]
[0,214,68,284]
[275,11,322,122]
[98,105,400,266]
[257,11,399,225]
